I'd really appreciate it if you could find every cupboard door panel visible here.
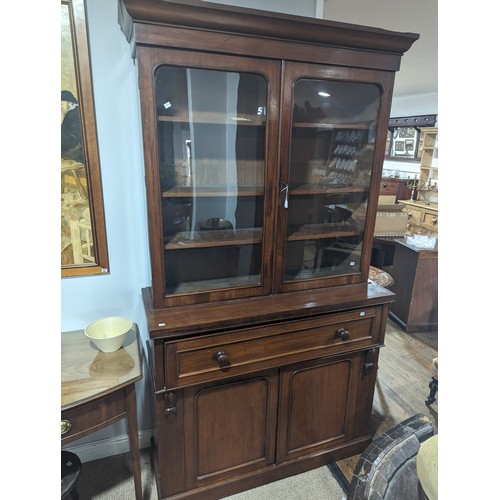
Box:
[184,372,278,486]
[277,354,362,462]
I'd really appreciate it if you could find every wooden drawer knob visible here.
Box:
[214,351,230,368]
[336,328,350,341]
[61,419,72,435]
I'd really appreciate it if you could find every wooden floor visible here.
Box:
[336,318,438,482]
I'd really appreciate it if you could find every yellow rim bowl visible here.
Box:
[84,316,132,352]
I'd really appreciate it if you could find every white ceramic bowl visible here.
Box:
[84,316,132,352]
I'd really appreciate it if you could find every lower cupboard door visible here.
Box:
[277,353,362,463]
[183,370,279,487]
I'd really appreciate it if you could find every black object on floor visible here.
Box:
[426,376,438,405]
[61,450,81,499]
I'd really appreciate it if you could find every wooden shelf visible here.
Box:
[293,121,374,129]
[288,223,361,241]
[158,112,265,126]
[291,184,368,196]
[167,274,262,294]
[162,186,264,198]
[165,227,263,250]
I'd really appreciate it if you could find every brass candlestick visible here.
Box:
[407,176,419,202]
[407,176,438,204]
[418,179,438,205]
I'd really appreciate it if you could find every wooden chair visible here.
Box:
[70,208,94,264]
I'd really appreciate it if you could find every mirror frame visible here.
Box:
[61,0,109,277]
[384,114,437,162]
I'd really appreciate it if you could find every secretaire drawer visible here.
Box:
[164,307,383,388]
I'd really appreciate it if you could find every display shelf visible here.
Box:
[418,127,438,184]
[119,0,417,496]
[165,227,262,249]
[287,223,361,241]
[292,121,375,129]
[290,184,368,195]
[162,185,264,198]
[158,112,266,126]
[166,274,262,295]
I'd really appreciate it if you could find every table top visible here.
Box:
[61,324,142,410]
[395,237,438,254]
[369,266,394,288]
[398,199,438,213]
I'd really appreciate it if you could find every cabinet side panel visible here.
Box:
[388,244,418,322]
[352,349,380,439]
[405,253,438,327]
[155,393,187,497]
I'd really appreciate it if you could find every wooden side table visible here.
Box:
[61,324,143,499]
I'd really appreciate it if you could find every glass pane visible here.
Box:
[155,65,267,296]
[284,78,381,281]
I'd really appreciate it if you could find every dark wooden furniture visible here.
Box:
[379,177,412,202]
[388,239,438,332]
[371,236,405,268]
[61,325,143,500]
[118,1,418,498]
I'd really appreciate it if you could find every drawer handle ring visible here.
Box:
[214,351,231,369]
[336,328,350,341]
[61,419,72,435]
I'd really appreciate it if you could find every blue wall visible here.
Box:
[61,0,153,454]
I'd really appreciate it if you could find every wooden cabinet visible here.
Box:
[379,177,411,202]
[119,1,417,498]
[388,239,438,332]
[146,289,389,499]
[418,127,438,190]
[398,199,438,235]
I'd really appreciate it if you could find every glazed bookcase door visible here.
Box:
[276,62,393,293]
[137,48,280,308]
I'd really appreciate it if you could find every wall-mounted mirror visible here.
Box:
[61,0,109,277]
[384,114,437,161]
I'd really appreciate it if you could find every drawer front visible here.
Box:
[61,390,126,445]
[165,307,383,388]
[380,179,398,195]
[423,212,438,228]
[404,207,422,222]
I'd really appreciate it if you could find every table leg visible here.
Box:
[125,384,143,500]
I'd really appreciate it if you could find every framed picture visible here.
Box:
[399,127,415,138]
[394,140,405,153]
[384,115,437,161]
[61,0,109,276]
